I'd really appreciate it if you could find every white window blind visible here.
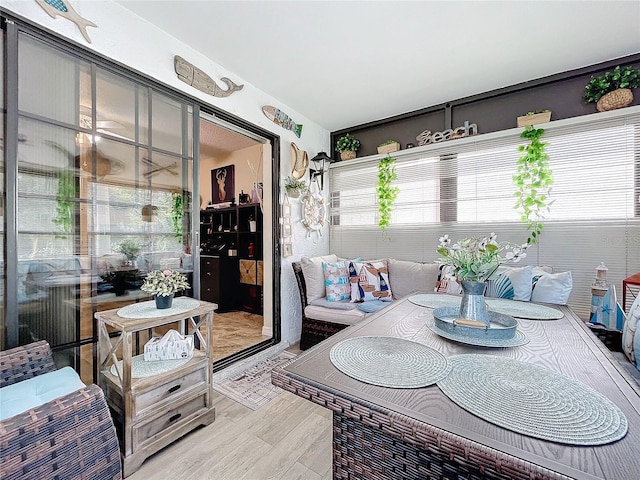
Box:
[329,107,640,319]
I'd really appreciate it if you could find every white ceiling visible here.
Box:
[115,1,640,132]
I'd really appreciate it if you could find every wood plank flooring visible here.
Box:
[128,376,332,480]
[212,311,270,361]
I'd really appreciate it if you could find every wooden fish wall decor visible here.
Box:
[35,0,97,43]
[174,56,244,98]
[262,106,303,138]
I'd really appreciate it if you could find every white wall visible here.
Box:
[2,0,331,345]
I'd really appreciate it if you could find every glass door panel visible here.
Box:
[18,34,91,126]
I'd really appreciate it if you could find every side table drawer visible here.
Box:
[134,366,207,415]
[132,392,208,450]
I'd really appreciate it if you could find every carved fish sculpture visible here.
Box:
[263,106,303,138]
[35,0,97,43]
[174,55,244,98]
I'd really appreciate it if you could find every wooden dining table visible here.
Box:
[272,295,640,480]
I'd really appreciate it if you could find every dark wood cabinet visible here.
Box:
[200,203,262,314]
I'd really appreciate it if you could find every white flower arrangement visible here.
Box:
[437,233,528,282]
[141,269,190,297]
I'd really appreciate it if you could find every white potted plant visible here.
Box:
[141,269,190,309]
[284,176,308,198]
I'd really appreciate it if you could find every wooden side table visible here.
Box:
[623,272,640,313]
[96,299,216,477]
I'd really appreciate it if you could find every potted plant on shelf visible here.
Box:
[335,133,360,161]
[377,140,400,154]
[513,125,554,245]
[141,269,191,309]
[516,110,552,127]
[284,176,308,198]
[583,65,640,112]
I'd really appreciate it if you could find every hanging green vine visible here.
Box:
[171,191,184,239]
[377,155,399,233]
[52,169,76,238]
[513,125,554,244]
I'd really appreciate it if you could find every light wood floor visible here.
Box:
[128,389,333,480]
[212,311,270,362]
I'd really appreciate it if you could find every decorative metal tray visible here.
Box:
[432,307,517,340]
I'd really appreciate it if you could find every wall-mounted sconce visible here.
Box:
[309,151,334,190]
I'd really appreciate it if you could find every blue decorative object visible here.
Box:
[155,294,174,309]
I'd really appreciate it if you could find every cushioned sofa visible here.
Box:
[293,255,577,350]
[293,256,441,350]
[0,341,122,480]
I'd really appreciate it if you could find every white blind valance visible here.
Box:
[329,108,640,319]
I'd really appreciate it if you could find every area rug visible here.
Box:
[213,350,296,410]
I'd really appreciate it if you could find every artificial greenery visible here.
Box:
[523,109,550,116]
[513,125,554,245]
[378,139,398,146]
[52,169,76,238]
[583,65,640,104]
[335,133,361,153]
[116,239,141,259]
[284,175,308,192]
[376,155,399,233]
[171,192,184,239]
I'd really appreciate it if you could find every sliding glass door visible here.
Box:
[11,31,194,383]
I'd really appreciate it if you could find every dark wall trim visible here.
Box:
[331,53,640,158]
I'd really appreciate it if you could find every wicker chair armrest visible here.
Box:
[0,340,56,388]
[292,262,309,310]
[0,383,122,480]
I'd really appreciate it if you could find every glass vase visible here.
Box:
[459,280,489,325]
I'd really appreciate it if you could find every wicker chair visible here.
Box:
[0,340,122,480]
[292,262,349,350]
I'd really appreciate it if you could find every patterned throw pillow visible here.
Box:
[436,265,462,294]
[486,265,534,301]
[349,260,393,302]
[322,261,351,302]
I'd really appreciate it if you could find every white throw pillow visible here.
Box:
[388,259,440,299]
[530,271,573,304]
[622,294,640,365]
[300,254,338,303]
[486,265,534,301]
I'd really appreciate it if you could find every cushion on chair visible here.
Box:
[0,366,86,420]
[486,265,534,301]
[300,254,338,303]
[530,271,573,304]
[322,260,351,302]
[388,259,440,299]
[304,305,366,325]
[349,260,393,302]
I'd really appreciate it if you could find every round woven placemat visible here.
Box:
[485,298,563,320]
[409,293,460,309]
[409,294,563,320]
[329,336,451,388]
[110,354,190,378]
[118,297,200,319]
[426,318,529,348]
[437,354,628,445]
